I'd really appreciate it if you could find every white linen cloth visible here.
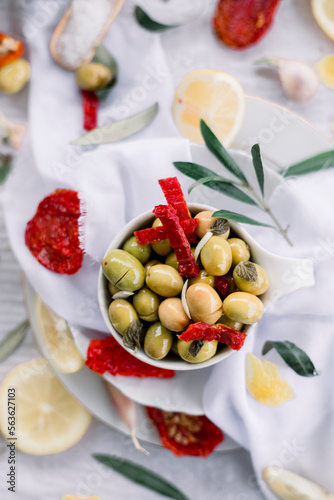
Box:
[1,0,334,499]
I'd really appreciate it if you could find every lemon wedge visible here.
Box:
[312,0,334,41]
[245,353,296,407]
[315,54,334,88]
[173,69,245,146]
[36,296,84,373]
[0,359,92,455]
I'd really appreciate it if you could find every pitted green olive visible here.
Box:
[233,261,269,295]
[0,59,30,94]
[177,339,218,363]
[102,249,145,292]
[75,62,111,91]
[216,313,243,331]
[186,283,223,324]
[108,282,120,296]
[144,322,173,360]
[195,211,230,239]
[158,298,190,332]
[133,287,160,322]
[151,219,172,256]
[122,235,151,264]
[223,292,264,324]
[188,269,215,287]
[145,260,161,272]
[146,264,183,297]
[200,236,232,276]
[228,238,250,266]
[108,299,139,335]
[165,248,195,271]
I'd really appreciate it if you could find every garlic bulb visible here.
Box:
[256,57,320,102]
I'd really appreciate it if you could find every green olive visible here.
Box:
[122,235,151,264]
[133,287,160,322]
[188,269,215,287]
[108,282,120,296]
[146,264,183,297]
[145,259,161,272]
[158,298,190,332]
[186,283,223,324]
[223,292,264,324]
[200,236,232,276]
[0,59,30,94]
[216,313,243,331]
[108,299,139,335]
[177,339,218,363]
[75,62,111,91]
[165,248,195,271]
[195,211,230,239]
[151,219,172,256]
[233,262,269,295]
[228,238,250,267]
[144,322,173,360]
[102,249,145,292]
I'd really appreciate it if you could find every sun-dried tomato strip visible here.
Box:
[153,205,200,278]
[159,177,191,222]
[135,218,198,246]
[82,90,99,130]
[178,322,246,351]
[214,276,231,299]
[86,336,175,378]
[0,32,24,68]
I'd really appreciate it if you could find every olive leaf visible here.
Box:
[0,154,11,184]
[235,262,257,282]
[210,218,230,236]
[93,45,117,101]
[262,340,318,377]
[0,319,29,363]
[251,144,265,197]
[212,210,275,228]
[134,6,177,31]
[93,454,189,500]
[200,120,248,184]
[283,150,334,178]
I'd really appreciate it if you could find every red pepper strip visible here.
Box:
[86,336,175,378]
[153,205,200,278]
[178,322,247,351]
[135,218,198,246]
[159,177,191,222]
[214,276,231,299]
[82,91,99,131]
[212,0,281,49]
[0,32,24,68]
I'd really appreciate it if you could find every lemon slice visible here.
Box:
[315,54,334,88]
[312,0,334,41]
[36,296,84,373]
[245,353,296,407]
[0,359,92,455]
[173,69,245,146]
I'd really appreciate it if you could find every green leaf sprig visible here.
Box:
[0,154,12,185]
[174,120,292,245]
[283,150,334,178]
[93,454,189,500]
[134,6,178,31]
[262,340,318,377]
[93,45,117,101]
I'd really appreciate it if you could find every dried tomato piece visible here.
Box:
[178,322,246,351]
[0,32,24,68]
[146,407,224,457]
[82,90,99,130]
[212,0,281,49]
[153,205,200,278]
[86,336,175,378]
[25,189,84,275]
[214,275,231,298]
[134,218,198,246]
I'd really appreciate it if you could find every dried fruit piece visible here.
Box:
[86,336,175,378]
[159,177,190,222]
[134,218,198,246]
[214,275,231,298]
[246,353,296,406]
[146,407,224,457]
[82,90,99,130]
[212,0,281,49]
[178,322,246,351]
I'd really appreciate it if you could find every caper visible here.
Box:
[195,211,229,239]
[223,292,264,324]
[188,269,215,287]
[186,283,223,324]
[158,298,190,332]
[102,249,145,292]
[144,322,173,360]
[228,238,250,267]
[108,299,139,335]
[233,261,269,295]
[0,59,30,94]
[108,282,120,296]
[122,235,151,264]
[146,264,183,297]
[133,287,160,322]
[75,62,111,91]
[216,313,243,331]
[200,236,232,276]
[151,218,172,256]
[165,248,195,271]
[177,339,218,363]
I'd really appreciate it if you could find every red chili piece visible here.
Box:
[153,205,200,278]
[82,90,99,130]
[86,336,175,378]
[134,218,198,246]
[214,275,231,299]
[25,189,84,275]
[212,0,281,49]
[146,407,224,457]
[178,322,247,351]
